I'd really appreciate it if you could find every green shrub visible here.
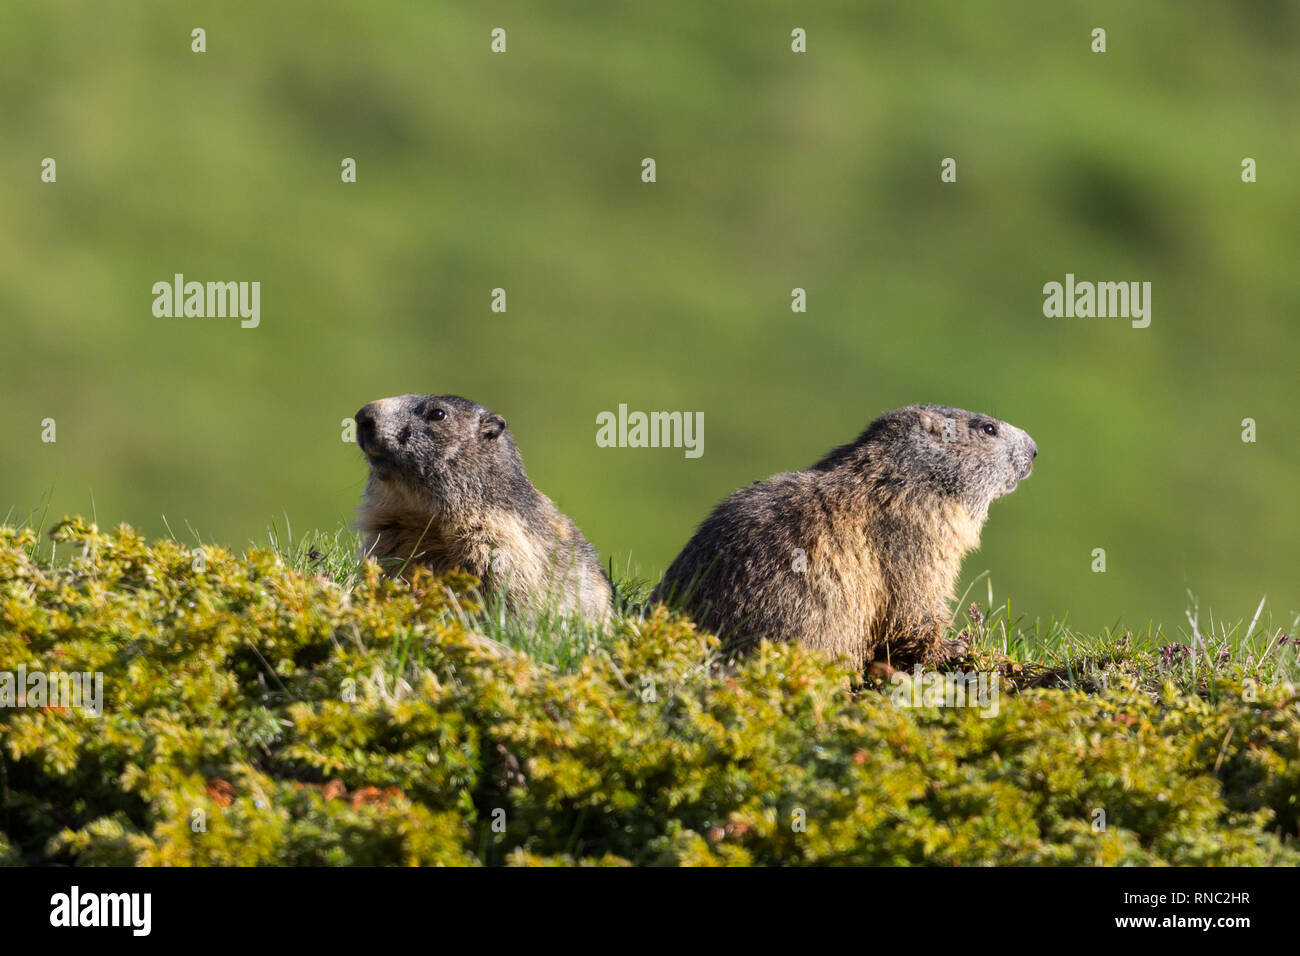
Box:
[1,520,1297,865]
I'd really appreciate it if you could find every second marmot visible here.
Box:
[355,393,612,621]
[653,404,1037,667]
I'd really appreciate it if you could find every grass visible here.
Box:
[14,504,1298,693]
[3,516,1299,866]
[256,519,1300,699]
[11,495,1299,702]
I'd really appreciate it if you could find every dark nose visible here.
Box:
[1031,441,1038,459]
[355,404,377,447]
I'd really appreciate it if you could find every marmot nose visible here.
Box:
[355,405,379,451]
[1023,439,1038,476]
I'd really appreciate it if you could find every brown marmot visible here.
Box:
[652,404,1037,667]
[354,393,612,621]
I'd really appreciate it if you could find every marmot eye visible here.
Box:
[428,407,446,422]
[980,423,998,437]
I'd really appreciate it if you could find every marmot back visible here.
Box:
[652,404,1037,667]
[354,393,612,621]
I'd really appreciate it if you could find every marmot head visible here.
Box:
[355,394,531,520]
[821,404,1037,517]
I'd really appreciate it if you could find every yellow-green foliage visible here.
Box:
[1,520,1298,866]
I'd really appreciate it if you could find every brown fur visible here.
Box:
[355,394,612,621]
[652,404,1036,668]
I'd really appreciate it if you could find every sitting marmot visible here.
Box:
[355,393,612,621]
[652,404,1036,666]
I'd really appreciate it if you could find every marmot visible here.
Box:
[355,394,612,621]
[652,404,1037,667]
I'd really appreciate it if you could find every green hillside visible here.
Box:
[2,1,1297,632]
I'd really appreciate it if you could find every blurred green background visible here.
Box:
[3,1,1297,633]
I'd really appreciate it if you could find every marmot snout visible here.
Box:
[652,404,1037,668]
[355,393,612,621]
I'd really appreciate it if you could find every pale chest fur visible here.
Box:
[798,493,983,662]
[360,486,608,618]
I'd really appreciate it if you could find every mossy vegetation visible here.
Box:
[1,519,1297,866]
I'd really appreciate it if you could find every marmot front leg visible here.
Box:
[875,609,953,666]
[931,630,970,663]
[924,606,973,664]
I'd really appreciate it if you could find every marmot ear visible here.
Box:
[480,413,507,441]
[918,412,945,440]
